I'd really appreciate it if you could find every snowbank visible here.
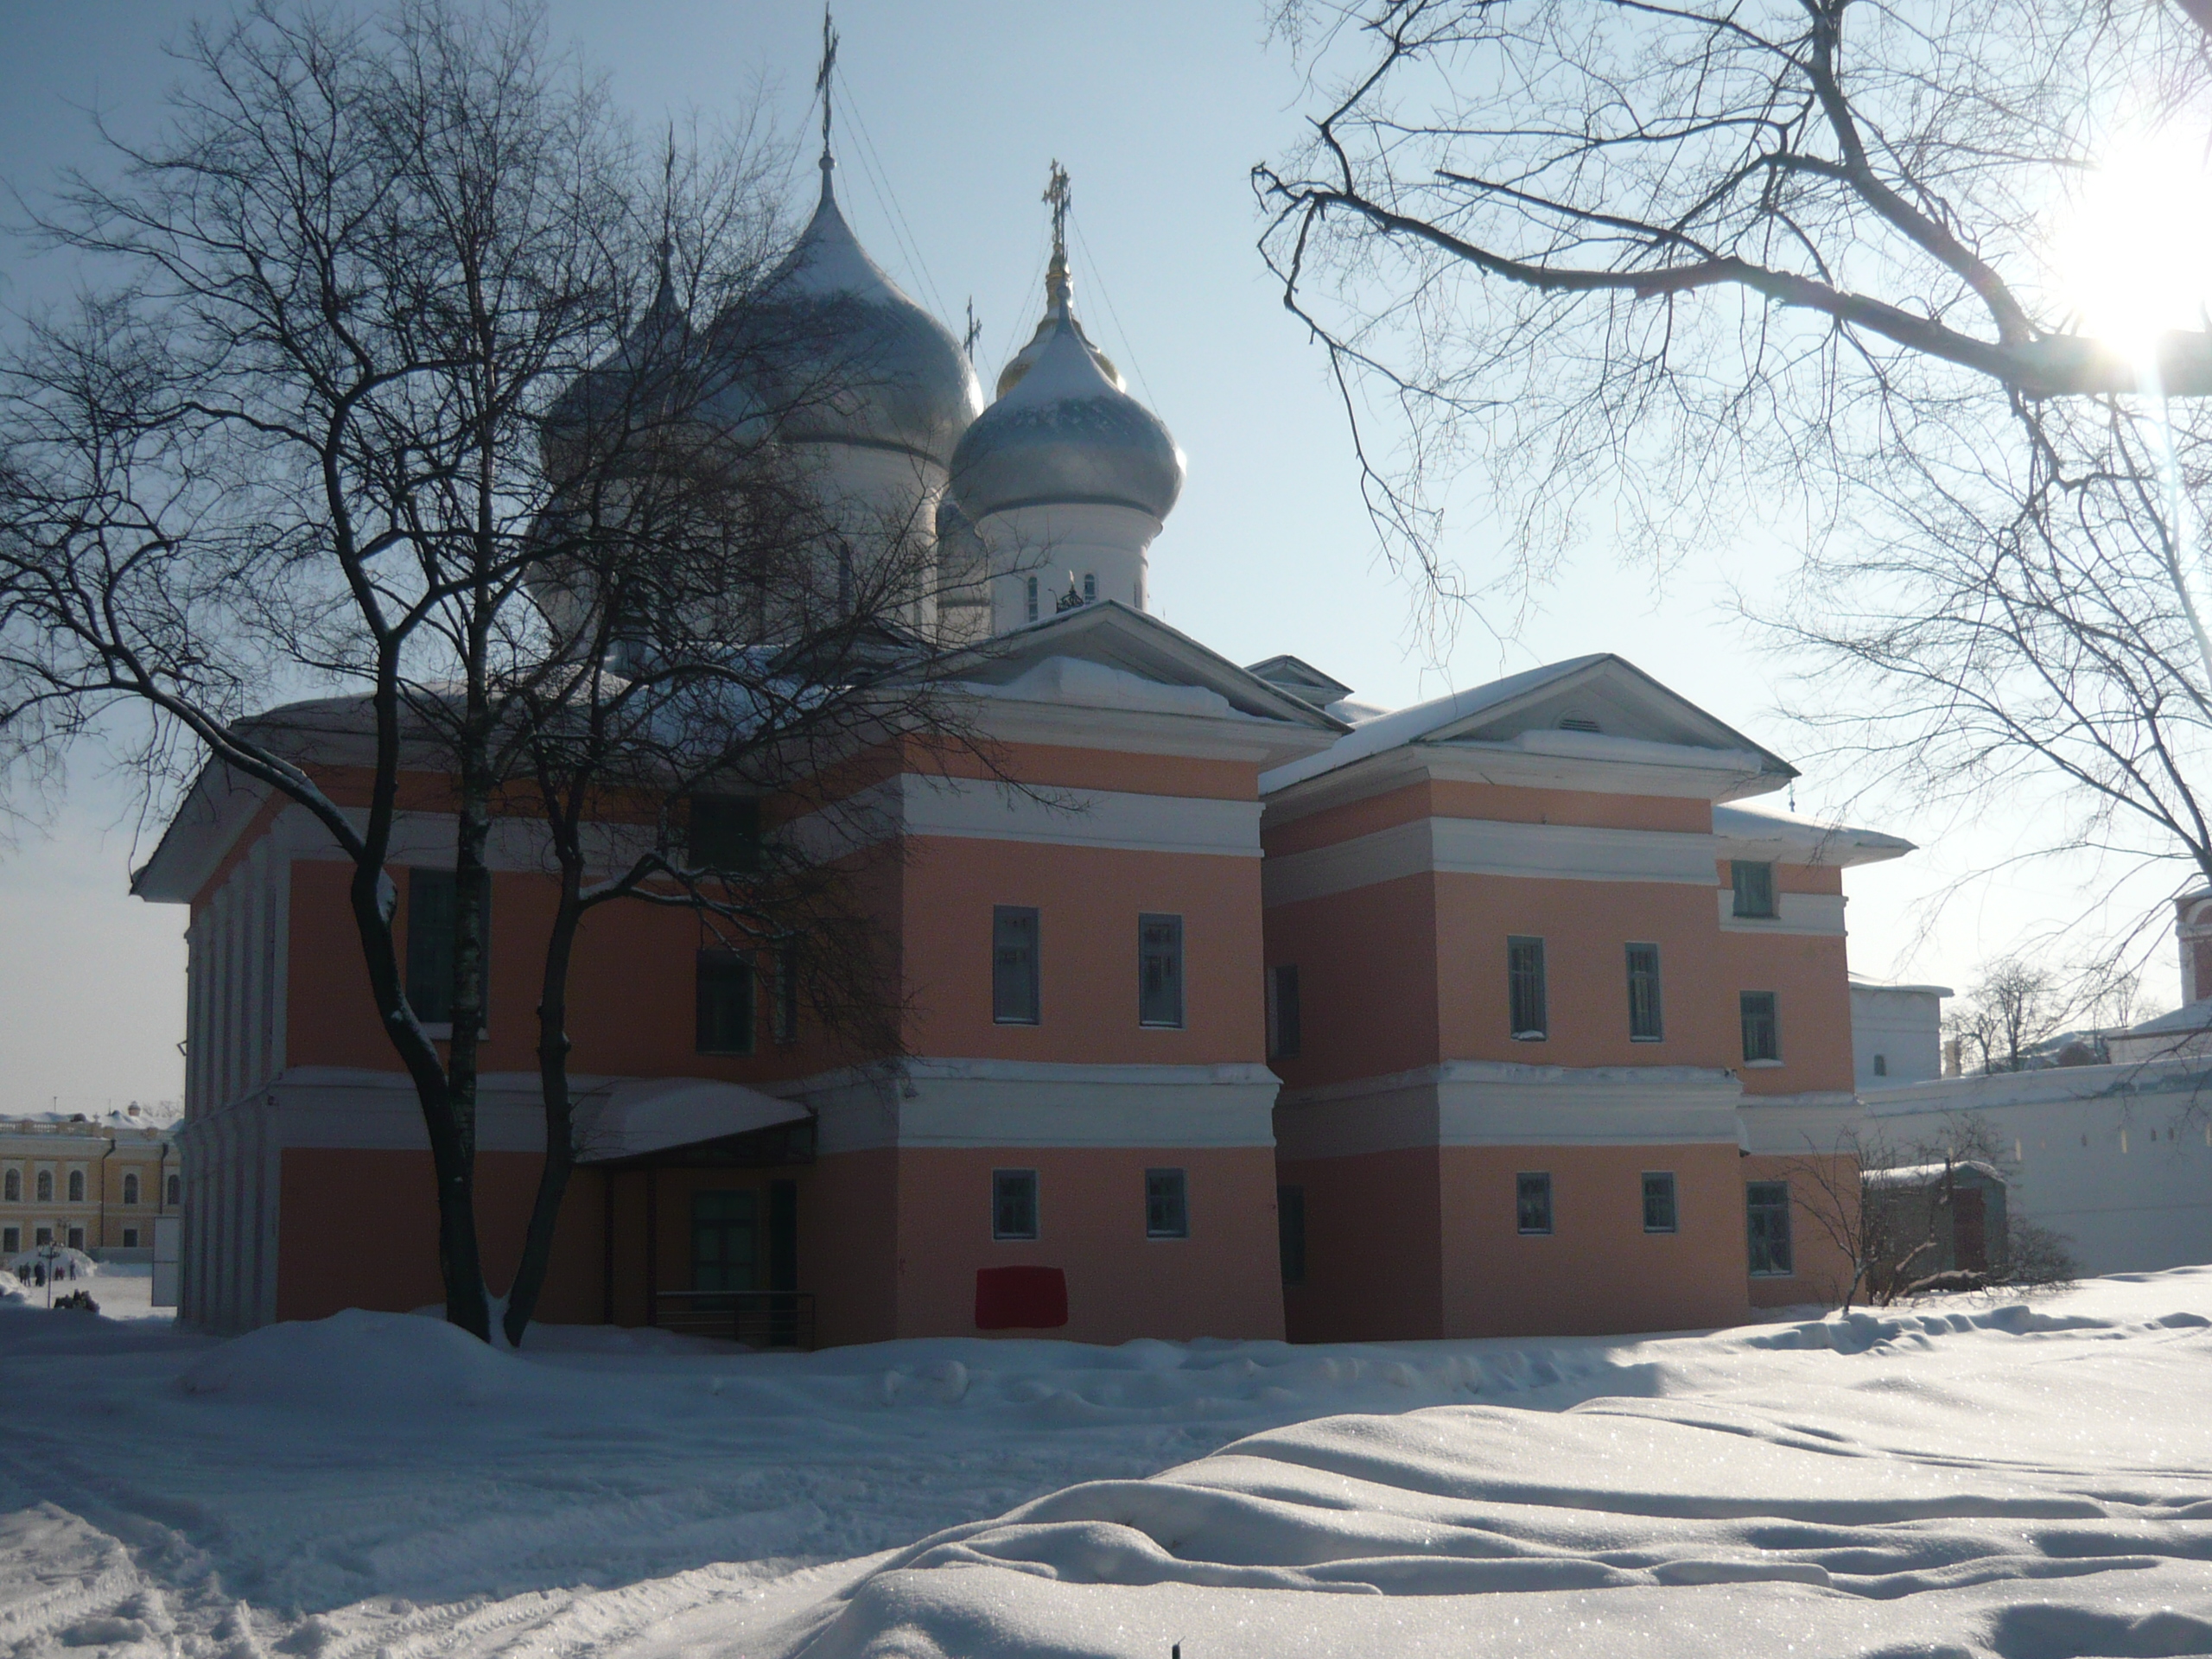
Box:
[2,1272,2209,1659]
[177,1306,555,1408]
[779,1288,2212,1657]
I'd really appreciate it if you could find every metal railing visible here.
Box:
[653,1290,816,1350]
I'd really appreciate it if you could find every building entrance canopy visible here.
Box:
[576,1077,810,1165]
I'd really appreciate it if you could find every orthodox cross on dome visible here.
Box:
[657,127,676,288]
[1044,161,1071,262]
[816,5,840,177]
[1043,160,1072,306]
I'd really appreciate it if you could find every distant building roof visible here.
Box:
[1862,1159,2005,1190]
[1849,974,1956,997]
[2120,999,2212,1039]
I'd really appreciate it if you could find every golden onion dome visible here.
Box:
[995,251,1122,398]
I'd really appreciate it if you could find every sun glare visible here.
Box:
[2054,130,2212,372]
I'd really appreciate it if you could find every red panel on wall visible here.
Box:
[974,1265,1068,1330]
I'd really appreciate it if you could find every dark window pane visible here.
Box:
[1626,942,1663,1040]
[405,868,489,1027]
[1278,1185,1306,1285]
[993,906,1040,1024]
[690,796,761,872]
[1516,1172,1553,1235]
[1139,913,1185,1027]
[690,1188,759,1294]
[1732,860,1777,918]
[1747,1180,1794,1274]
[1145,1167,1189,1237]
[1508,936,1547,1039]
[993,1168,1039,1240]
[1643,1172,1678,1233]
[695,950,757,1054]
[1268,964,1302,1060]
[1741,991,1780,1062]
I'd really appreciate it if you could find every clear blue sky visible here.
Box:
[0,1,2114,1113]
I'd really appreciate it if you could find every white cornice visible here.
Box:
[1274,1061,1746,1156]
[788,774,1265,862]
[1262,741,1788,833]
[132,766,274,906]
[1263,816,1722,908]
[785,1056,1281,1152]
[957,694,1332,766]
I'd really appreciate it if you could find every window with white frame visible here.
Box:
[1267,963,1301,1060]
[993,906,1041,1024]
[1145,1168,1189,1238]
[123,1173,140,1206]
[35,1171,52,1202]
[406,866,491,1029]
[1516,1172,1554,1235]
[1138,914,1185,1028]
[1741,991,1781,1063]
[694,949,757,1056]
[1642,1172,1678,1233]
[1746,1181,1793,1274]
[1625,943,1663,1041]
[1731,860,1777,918]
[993,1168,1039,1241]
[2,1169,16,1203]
[166,1173,181,1207]
[67,1170,84,1203]
[1507,936,1547,1039]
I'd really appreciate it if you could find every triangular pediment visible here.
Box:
[949,601,1348,731]
[1425,657,1782,760]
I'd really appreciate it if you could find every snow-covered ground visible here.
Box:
[2,1269,2209,1657]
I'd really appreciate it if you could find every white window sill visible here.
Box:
[1743,1058,1786,1069]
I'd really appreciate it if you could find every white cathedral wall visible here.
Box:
[976,500,1161,632]
[789,442,950,635]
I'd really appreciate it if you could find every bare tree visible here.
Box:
[1784,1114,2076,1309]
[1948,958,2068,1073]
[494,406,988,1344]
[1255,0,2212,914]
[0,1,969,1343]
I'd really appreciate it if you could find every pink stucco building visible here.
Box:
[134,141,1913,1344]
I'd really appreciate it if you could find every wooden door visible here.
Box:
[1953,1186,1987,1273]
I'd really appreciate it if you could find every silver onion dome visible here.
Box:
[950,304,1184,522]
[539,255,694,479]
[711,166,981,466]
